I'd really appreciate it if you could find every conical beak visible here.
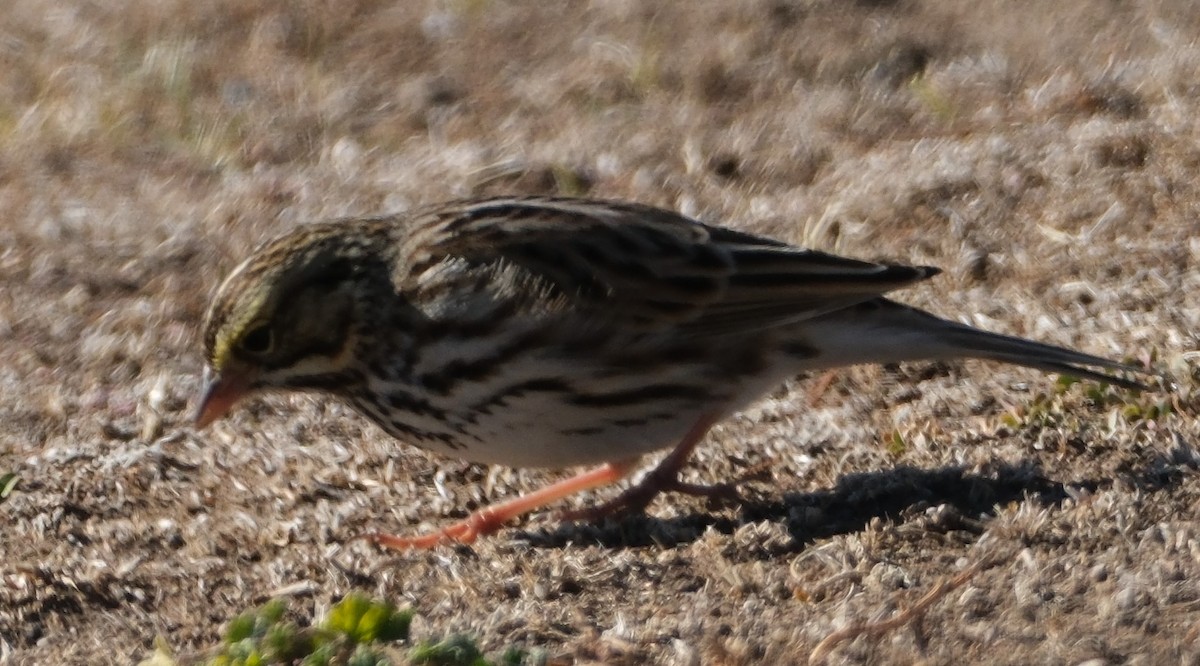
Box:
[194,367,250,429]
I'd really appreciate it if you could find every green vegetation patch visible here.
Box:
[141,593,539,666]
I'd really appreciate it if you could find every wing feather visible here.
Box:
[399,196,939,335]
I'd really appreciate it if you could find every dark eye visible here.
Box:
[240,325,273,354]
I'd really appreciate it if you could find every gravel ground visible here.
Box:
[1,1,1199,664]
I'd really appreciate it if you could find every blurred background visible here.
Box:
[1,1,1197,664]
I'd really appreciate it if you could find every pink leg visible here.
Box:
[560,412,731,522]
[365,459,639,551]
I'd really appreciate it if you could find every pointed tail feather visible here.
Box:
[933,323,1150,391]
[805,299,1155,391]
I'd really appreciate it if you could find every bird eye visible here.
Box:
[240,325,273,354]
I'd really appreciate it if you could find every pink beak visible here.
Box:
[194,367,250,429]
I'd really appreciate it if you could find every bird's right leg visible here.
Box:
[365,458,641,550]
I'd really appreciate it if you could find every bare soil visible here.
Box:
[2,1,1199,664]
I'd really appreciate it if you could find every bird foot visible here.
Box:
[558,473,741,523]
[361,508,505,550]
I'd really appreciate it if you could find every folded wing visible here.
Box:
[400,196,940,336]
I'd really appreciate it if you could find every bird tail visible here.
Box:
[802,299,1152,391]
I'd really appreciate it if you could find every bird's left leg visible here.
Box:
[559,412,737,522]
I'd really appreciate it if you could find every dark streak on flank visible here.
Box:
[465,378,574,421]
[560,426,605,436]
[382,390,448,420]
[560,409,681,438]
[418,326,549,395]
[568,383,710,408]
[351,393,464,450]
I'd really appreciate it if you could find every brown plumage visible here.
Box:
[195,196,1150,549]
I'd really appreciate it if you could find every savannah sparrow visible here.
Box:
[195,196,1149,549]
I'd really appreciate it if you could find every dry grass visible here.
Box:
[1,1,1199,663]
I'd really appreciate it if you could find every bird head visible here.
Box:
[194,221,392,428]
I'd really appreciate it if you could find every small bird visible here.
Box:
[195,196,1149,549]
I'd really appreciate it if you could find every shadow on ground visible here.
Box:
[516,451,1198,552]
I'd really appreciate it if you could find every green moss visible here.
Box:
[409,634,485,666]
[324,593,412,645]
[188,593,534,665]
